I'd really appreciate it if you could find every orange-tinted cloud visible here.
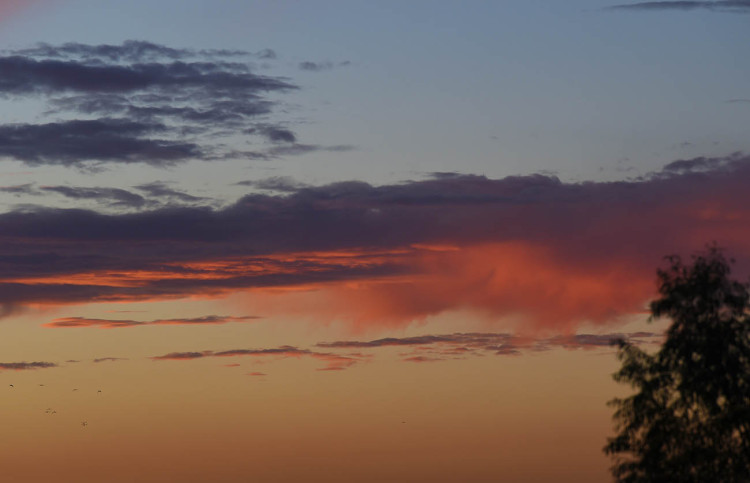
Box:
[1,155,750,332]
[254,242,656,331]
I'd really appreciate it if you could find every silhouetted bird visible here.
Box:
[81,421,87,427]
[9,384,13,388]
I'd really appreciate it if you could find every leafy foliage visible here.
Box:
[605,246,750,482]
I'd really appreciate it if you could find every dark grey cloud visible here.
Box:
[152,345,361,371]
[12,40,259,63]
[92,357,127,363]
[607,1,750,11]
[319,332,660,361]
[0,361,57,370]
[0,42,311,167]
[45,314,260,328]
[134,182,209,204]
[152,351,210,360]
[256,49,277,60]
[266,143,354,157]
[40,185,147,208]
[245,125,297,143]
[1,181,209,211]
[235,176,310,192]
[0,183,37,195]
[0,119,201,167]
[660,154,738,174]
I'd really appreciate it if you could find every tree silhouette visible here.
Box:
[605,246,750,482]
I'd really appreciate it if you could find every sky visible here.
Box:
[0,1,749,482]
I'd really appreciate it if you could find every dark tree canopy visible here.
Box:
[605,246,750,482]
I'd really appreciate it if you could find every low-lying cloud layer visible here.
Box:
[1,153,749,330]
[149,331,659,370]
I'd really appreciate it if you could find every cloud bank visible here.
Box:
[0,153,748,330]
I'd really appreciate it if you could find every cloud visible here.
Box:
[607,1,750,11]
[45,315,260,328]
[2,181,209,211]
[92,357,127,363]
[0,42,305,167]
[0,361,57,370]
[40,185,147,208]
[151,346,362,371]
[0,119,201,167]
[133,181,209,204]
[235,176,310,192]
[151,351,211,360]
[298,60,351,72]
[245,125,297,144]
[319,331,660,362]
[265,143,355,157]
[0,154,749,331]
[148,331,657,373]
[403,356,443,363]
[0,183,37,195]
[13,40,255,63]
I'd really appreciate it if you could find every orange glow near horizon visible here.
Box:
[9,242,658,333]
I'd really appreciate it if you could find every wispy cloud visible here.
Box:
[0,361,57,370]
[607,1,750,12]
[45,314,260,328]
[319,332,660,363]
[92,357,127,363]
[298,60,351,72]
[0,41,315,168]
[151,345,362,371]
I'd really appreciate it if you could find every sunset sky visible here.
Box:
[0,1,749,482]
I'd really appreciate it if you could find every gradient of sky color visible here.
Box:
[0,1,749,482]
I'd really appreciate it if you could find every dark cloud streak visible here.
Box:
[0,42,308,167]
[607,1,750,11]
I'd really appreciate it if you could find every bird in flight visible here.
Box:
[81,421,87,427]
[9,384,13,388]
